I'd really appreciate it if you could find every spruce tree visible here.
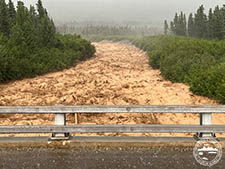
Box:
[188,13,195,37]
[36,0,45,20]
[170,12,187,36]
[222,5,225,39]
[182,13,187,36]
[194,5,207,38]
[212,6,224,39]
[207,8,214,39]
[11,1,37,51]
[170,21,175,34]
[34,0,56,47]
[8,0,16,27]
[0,0,10,36]
[169,4,225,39]
[216,6,225,39]
[164,20,168,35]
[29,5,37,26]
[180,12,185,35]
[177,12,183,35]
[174,13,179,35]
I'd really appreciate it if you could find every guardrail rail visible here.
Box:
[1,105,225,140]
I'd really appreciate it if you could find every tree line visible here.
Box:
[0,0,95,82]
[164,5,225,40]
[57,24,162,37]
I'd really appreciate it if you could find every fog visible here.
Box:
[14,0,225,26]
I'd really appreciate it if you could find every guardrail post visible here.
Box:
[200,113,212,125]
[199,113,214,138]
[51,113,70,140]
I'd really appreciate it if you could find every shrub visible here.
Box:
[0,33,95,82]
[132,35,225,103]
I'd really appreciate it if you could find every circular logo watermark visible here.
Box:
[193,137,222,167]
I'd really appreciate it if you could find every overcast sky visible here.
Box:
[12,0,225,25]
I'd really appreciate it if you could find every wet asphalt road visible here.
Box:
[0,146,224,169]
[0,137,224,169]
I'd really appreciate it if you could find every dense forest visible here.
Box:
[166,5,225,40]
[56,23,162,42]
[0,0,95,82]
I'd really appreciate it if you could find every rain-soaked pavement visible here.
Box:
[0,137,224,169]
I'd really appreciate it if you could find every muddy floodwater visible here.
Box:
[1,42,224,137]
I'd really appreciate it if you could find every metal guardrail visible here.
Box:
[1,105,225,140]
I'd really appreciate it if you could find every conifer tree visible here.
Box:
[16,1,28,26]
[174,13,179,34]
[168,4,225,39]
[212,6,225,39]
[164,20,168,35]
[36,0,45,20]
[194,5,207,38]
[8,0,16,27]
[0,0,10,36]
[29,5,37,26]
[170,21,175,34]
[11,1,37,50]
[207,8,214,39]
[170,12,187,36]
[177,12,183,35]
[222,5,225,38]
[180,13,187,36]
[36,0,56,47]
[170,13,179,35]
[188,13,195,37]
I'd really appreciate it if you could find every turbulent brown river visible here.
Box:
[0,42,223,137]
